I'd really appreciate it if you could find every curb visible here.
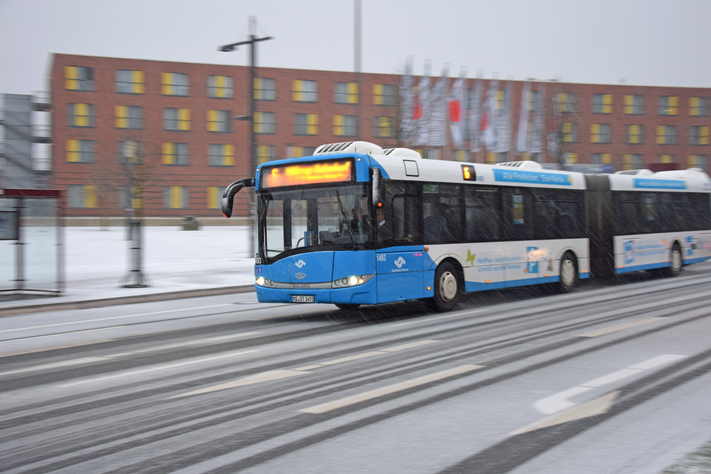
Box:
[0,285,255,317]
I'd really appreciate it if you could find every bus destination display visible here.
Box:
[262,159,353,188]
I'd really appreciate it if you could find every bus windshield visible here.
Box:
[258,183,373,262]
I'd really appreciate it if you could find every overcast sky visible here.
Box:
[1,0,711,96]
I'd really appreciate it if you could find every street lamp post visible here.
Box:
[218,17,273,258]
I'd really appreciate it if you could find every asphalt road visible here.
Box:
[2,265,711,473]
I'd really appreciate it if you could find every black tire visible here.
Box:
[559,251,578,292]
[428,261,462,312]
[335,303,361,311]
[661,243,683,277]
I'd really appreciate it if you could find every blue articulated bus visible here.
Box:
[222,141,711,312]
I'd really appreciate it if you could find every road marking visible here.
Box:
[382,340,439,352]
[391,310,484,327]
[0,304,232,335]
[293,340,438,371]
[300,365,484,414]
[104,332,260,359]
[534,354,686,415]
[510,391,620,436]
[168,369,306,399]
[0,357,108,377]
[0,340,114,358]
[62,349,257,387]
[580,317,665,338]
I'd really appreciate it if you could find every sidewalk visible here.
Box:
[0,226,257,316]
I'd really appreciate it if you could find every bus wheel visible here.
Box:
[335,303,361,311]
[559,252,578,292]
[662,243,683,277]
[429,261,462,312]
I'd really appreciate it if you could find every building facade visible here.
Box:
[48,53,710,218]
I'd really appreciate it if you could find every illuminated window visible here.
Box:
[592,94,613,114]
[65,66,94,91]
[68,103,95,127]
[292,80,317,102]
[333,115,357,137]
[590,123,611,143]
[373,116,393,138]
[373,84,395,106]
[690,126,710,145]
[66,139,95,163]
[656,125,676,145]
[116,70,144,94]
[256,144,276,165]
[689,97,708,117]
[207,75,233,98]
[254,112,276,134]
[562,122,577,142]
[334,82,358,104]
[496,90,506,110]
[208,144,234,166]
[624,95,644,115]
[286,146,316,158]
[67,185,97,208]
[623,154,643,170]
[689,154,708,171]
[592,153,611,164]
[558,92,577,113]
[294,113,318,135]
[165,186,188,209]
[162,143,189,165]
[658,96,678,116]
[115,106,142,129]
[163,108,191,131]
[658,154,675,164]
[162,72,189,96]
[254,78,276,101]
[207,110,231,132]
[627,125,644,144]
[207,186,226,209]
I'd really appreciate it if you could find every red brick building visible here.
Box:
[49,53,710,218]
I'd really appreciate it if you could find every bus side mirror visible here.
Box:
[372,168,386,209]
[221,178,255,218]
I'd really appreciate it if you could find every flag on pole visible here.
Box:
[482,79,498,151]
[515,81,531,154]
[448,68,467,149]
[429,64,449,147]
[399,56,415,144]
[413,61,432,146]
[530,83,545,154]
[496,80,513,153]
[468,78,483,152]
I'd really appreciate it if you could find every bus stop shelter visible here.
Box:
[0,189,63,298]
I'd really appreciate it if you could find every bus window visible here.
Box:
[422,184,462,244]
[465,187,499,242]
[379,181,420,247]
[503,188,532,241]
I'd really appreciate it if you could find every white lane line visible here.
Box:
[0,357,108,377]
[534,354,686,415]
[381,340,439,352]
[0,340,114,358]
[293,340,439,371]
[104,332,260,359]
[318,351,385,366]
[0,304,232,335]
[61,349,257,387]
[579,317,665,338]
[392,310,484,327]
[300,365,484,414]
[168,369,306,399]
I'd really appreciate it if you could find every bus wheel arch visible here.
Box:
[559,251,578,292]
[428,258,464,312]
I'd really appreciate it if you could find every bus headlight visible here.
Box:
[332,274,374,288]
[256,276,275,287]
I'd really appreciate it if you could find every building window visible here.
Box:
[207,110,231,132]
[590,123,611,143]
[656,125,676,145]
[292,80,317,102]
[689,154,708,171]
[592,94,613,114]
[208,144,234,166]
[624,95,644,115]
[254,112,276,134]
[558,92,578,113]
[690,126,710,145]
[118,186,143,210]
[627,125,644,144]
[68,103,95,127]
[164,108,191,131]
[334,82,358,104]
[66,139,95,163]
[373,84,395,106]
[162,143,189,165]
[658,96,678,116]
[207,186,226,209]
[527,90,540,112]
[659,154,675,164]
[564,152,578,164]
[162,72,189,96]
[623,153,643,170]
[256,145,276,165]
[294,113,318,135]
[116,70,144,94]
[452,150,469,162]
[690,97,708,117]
[117,141,143,164]
[254,78,276,101]
[333,114,356,137]
[115,105,143,129]
[67,185,97,208]
[592,153,612,164]
[65,66,94,91]
[373,116,393,138]
[165,186,188,209]
[286,146,316,158]
[562,122,577,142]
[207,75,233,98]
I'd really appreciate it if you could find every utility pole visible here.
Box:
[354,0,362,140]
[219,17,273,258]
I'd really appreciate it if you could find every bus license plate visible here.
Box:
[291,295,315,303]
